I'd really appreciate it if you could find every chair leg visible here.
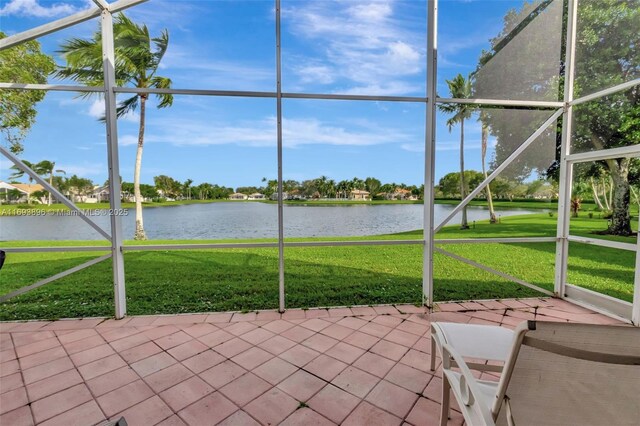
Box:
[430,335,436,371]
[440,374,451,426]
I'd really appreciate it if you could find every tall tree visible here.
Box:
[0,32,55,154]
[438,74,474,229]
[10,160,45,204]
[36,160,65,205]
[481,125,497,223]
[58,13,173,240]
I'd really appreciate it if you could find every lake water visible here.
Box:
[0,202,544,241]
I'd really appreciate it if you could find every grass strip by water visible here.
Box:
[0,214,635,321]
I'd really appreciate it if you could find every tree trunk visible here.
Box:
[481,125,496,223]
[48,173,53,206]
[459,118,469,229]
[590,177,604,210]
[134,96,147,240]
[605,158,632,236]
[602,177,611,210]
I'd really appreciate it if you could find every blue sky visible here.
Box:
[0,0,561,189]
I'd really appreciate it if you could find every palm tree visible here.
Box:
[36,160,65,205]
[480,124,497,223]
[57,13,173,240]
[438,74,474,229]
[10,160,45,204]
[183,179,193,200]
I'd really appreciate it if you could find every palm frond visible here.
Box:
[150,76,173,108]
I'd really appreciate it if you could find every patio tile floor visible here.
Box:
[0,298,626,425]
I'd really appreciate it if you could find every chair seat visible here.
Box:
[433,322,513,362]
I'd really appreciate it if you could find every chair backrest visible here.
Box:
[492,320,640,426]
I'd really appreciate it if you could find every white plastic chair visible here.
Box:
[440,321,640,426]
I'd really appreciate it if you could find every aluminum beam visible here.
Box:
[275,0,285,313]
[0,254,112,303]
[0,83,103,92]
[434,108,563,233]
[423,0,438,307]
[570,78,640,107]
[566,144,640,163]
[1,246,110,253]
[435,237,556,244]
[567,235,637,252]
[634,229,640,325]
[436,97,563,109]
[0,145,112,240]
[101,10,127,319]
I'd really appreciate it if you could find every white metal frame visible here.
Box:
[1,0,639,325]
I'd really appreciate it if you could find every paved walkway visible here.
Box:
[0,298,623,425]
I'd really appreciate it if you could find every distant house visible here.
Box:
[270,192,288,201]
[0,181,46,203]
[229,193,248,200]
[349,189,370,200]
[248,193,265,200]
[385,188,416,200]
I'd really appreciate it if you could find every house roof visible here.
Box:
[4,182,45,193]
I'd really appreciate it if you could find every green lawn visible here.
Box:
[0,214,635,321]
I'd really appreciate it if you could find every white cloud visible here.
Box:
[284,0,425,95]
[0,0,84,18]
[56,162,105,177]
[120,115,410,149]
[87,99,139,123]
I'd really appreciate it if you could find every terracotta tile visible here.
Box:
[78,353,127,381]
[96,317,133,328]
[302,334,339,353]
[332,366,379,398]
[167,339,208,361]
[99,326,140,342]
[245,387,298,425]
[18,346,66,370]
[366,380,418,418]
[372,315,404,328]
[399,348,431,373]
[0,406,34,426]
[325,342,366,364]
[109,332,151,352]
[56,329,97,345]
[86,366,139,397]
[151,314,207,326]
[177,392,237,425]
[0,349,16,364]
[395,304,426,314]
[280,407,336,425]
[320,324,354,341]
[281,310,306,320]
[304,309,329,319]
[205,313,234,323]
[353,352,395,378]
[342,331,379,350]
[62,334,105,355]
[22,356,74,384]
[153,332,192,352]
[384,329,421,347]
[423,376,443,402]
[327,308,353,317]
[385,363,432,394]
[145,362,194,393]
[220,373,271,406]
[257,335,297,356]
[39,400,105,426]
[501,315,528,327]
[349,306,377,316]
[182,350,225,374]
[279,345,320,367]
[239,328,276,345]
[26,368,83,402]
[343,401,402,426]
[429,312,472,323]
[115,395,173,426]
[156,414,188,426]
[214,337,254,359]
[304,355,348,382]
[501,299,530,309]
[12,331,55,347]
[2,322,49,333]
[435,302,465,312]
[277,369,326,401]
[1,360,20,378]
[218,410,261,426]
[370,339,408,361]
[0,386,28,415]
[198,329,235,347]
[336,317,368,330]
[232,347,273,371]
[0,372,23,394]
[142,325,181,341]
[15,337,60,358]
[130,352,176,378]
[261,320,295,334]
[467,310,504,324]
[308,384,360,424]
[160,375,215,412]
[98,380,154,416]
[69,344,115,367]
[119,341,163,364]
[200,360,247,388]
[359,322,392,338]
[181,323,218,338]
[478,300,508,310]
[231,312,257,322]
[252,357,298,385]
[372,306,400,315]
[256,310,281,321]
[280,326,315,343]
[300,319,331,332]
[31,383,92,423]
